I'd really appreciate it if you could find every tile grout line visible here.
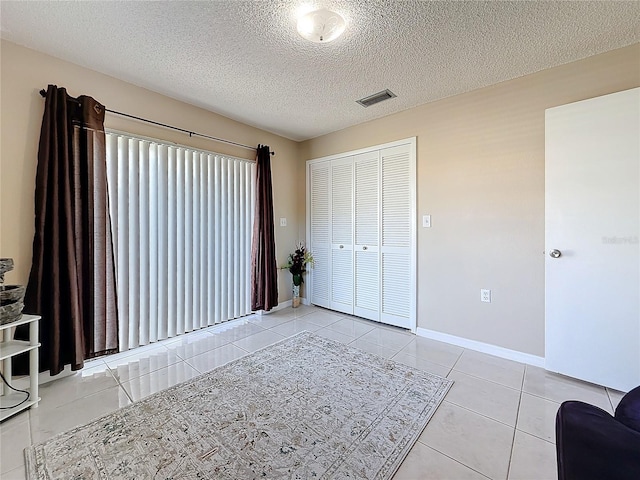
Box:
[505,367,528,480]
[400,352,458,371]
[419,443,493,479]
[440,399,519,431]
[447,368,524,393]
[449,347,465,372]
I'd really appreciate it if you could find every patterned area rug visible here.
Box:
[25,331,452,479]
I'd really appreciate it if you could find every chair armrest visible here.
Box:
[616,386,640,433]
[556,400,640,480]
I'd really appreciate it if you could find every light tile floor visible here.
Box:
[0,305,626,479]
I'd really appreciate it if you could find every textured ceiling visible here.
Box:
[1,1,639,141]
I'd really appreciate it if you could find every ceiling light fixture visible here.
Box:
[297,9,346,43]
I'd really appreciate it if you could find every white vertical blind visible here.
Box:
[106,132,255,351]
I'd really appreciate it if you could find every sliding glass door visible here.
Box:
[105,132,255,351]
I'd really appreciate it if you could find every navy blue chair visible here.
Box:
[556,385,640,480]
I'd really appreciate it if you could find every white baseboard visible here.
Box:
[10,364,76,390]
[255,300,290,315]
[416,327,545,368]
[257,297,309,315]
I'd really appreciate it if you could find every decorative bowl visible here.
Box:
[0,258,14,277]
[0,301,24,326]
[0,285,26,305]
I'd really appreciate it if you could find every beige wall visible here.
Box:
[3,39,639,357]
[299,44,640,357]
[0,40,302,303]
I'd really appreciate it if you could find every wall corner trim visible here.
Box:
[416,327,545,368]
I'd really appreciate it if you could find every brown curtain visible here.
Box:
[250,145,278,311]
[15,85,118,375]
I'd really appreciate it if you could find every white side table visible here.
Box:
[0,314,41,421]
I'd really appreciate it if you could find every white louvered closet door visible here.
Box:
[330,157,354,314]
[354,151,380,321]
[307,138,416,331]
[380,144,415,329]
[309,162,330,308]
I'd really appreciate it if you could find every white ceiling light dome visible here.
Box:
[297,9,346,43]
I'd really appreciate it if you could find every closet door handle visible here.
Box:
[362,246,368,251]
[339,245,344,249]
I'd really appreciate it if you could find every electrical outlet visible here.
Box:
[481,289,491,303]
[279,217,287,227]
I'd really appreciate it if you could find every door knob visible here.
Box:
[339,245,344,249]
[549,249,562,258]
[362,246,368,251]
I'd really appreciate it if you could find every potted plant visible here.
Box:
[283,242,314,307]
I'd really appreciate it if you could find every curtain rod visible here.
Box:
[39,89,274,156]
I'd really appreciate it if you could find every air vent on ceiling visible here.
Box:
[356,89,397,108]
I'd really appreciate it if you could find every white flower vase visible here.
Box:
[292,284,301,308]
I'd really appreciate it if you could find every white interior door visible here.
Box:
[545,88,640,392]
[309,161,330,308]
[380,145,415,329]
[330,157,354,314]
[354,151,380,321]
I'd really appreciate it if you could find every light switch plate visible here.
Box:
[422,215,431,228]
[279,217,287,227]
